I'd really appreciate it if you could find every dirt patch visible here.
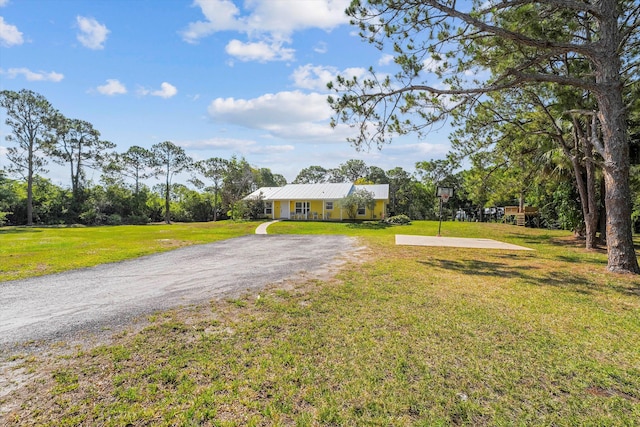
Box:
[155,238,186,248]
[585,386,640,403]
[0,360,37,400]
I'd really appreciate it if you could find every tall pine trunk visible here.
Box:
[164,173,171,224]
[595,0,639,273]
[26,151,34,226]
[570,116,599,250]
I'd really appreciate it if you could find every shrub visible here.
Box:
[79,208,106,226]
[228,201,248,221]
[126,214,150,225]
[0,211,10,226]
[383,214,412,225]
[106,214,123,226]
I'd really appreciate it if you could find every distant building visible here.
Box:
[243,183,389,220]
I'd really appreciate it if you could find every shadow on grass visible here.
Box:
[418,257,638,296]
[419,258,535,280]
[555,254,607,265]
[346,221,391,230]
[508,232,586,247]
[507,233,613,265]
[0,227,43,234]
[507,232,558,244]
[509,232,612,252]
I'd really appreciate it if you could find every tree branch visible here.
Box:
[423,0,598,59]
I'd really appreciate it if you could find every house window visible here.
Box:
[264,202,272,215]
[295,202,310,214]
[325,201,333,210]
[357,204,366,216]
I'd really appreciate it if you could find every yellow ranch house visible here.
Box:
[243,183,389,221]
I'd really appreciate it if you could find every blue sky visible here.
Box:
[0,0,450,185]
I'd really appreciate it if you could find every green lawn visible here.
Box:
[0,221,260,282]
[2,220,639,426]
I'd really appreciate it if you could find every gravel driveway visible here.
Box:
[0,234,359,351]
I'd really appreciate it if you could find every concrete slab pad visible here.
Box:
[395,234,533,251]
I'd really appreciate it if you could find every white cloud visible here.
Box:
[291,64,368,92]
[291,64,337,91]
[207,90,352,141]
[248,144,295,154]
[181,137,294,155]
[384,142,450,157]
[267,122,349,141]
[76,16,109,50]
[314,41,328,54]
[209,91,331,126]
[183,137,255,150]
[139,82,178,98]
[181,0,240,43]
[1,67,64,82]
[183,0,349,42]
[181,0,350,62]
[0,0,9,6]
[0,16,23,47]
[154,82,178,98]
[225,39,294,62]
[379,54,394,66]
[96,79,127,96]
[241,0,350,35]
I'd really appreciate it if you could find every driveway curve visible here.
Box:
[0,234,359,350]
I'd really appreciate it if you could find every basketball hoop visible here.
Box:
[436,186,454,237]
[437,186,453,203]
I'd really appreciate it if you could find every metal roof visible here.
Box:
[355,184,389,200]
[243,187,282,200]
[271,183,354,200]
[244,183,390,201]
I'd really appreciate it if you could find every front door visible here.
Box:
[280,201,290,219]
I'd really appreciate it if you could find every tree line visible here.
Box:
[0,89,289,226]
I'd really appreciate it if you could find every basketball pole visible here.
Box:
[437,196,443,237]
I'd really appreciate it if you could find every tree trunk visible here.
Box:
[164,173,171,224]
[595,0,639,273]
[26,169,34,226]
[570,118,599,249]
[213,188,219,221]
[598,178,607,245]
[571,155,597,249]
[26,146,34,226]
[518,188,524,213]
[70,156,80,209]
[584,119,599,250]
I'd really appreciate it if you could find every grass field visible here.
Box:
[0,221,260,282]
[1,220,639,425]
